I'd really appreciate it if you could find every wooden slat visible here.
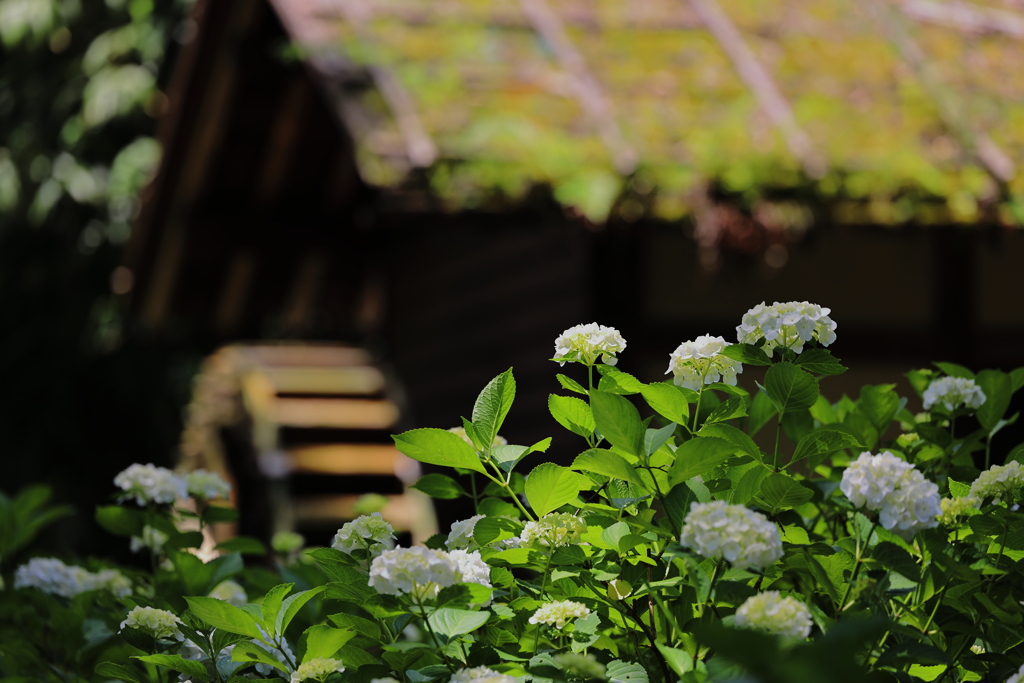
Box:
[291,491,437,542]
[272,397,399,428]
[239,345,372,367]
[263,366,386,395]
[287,444,400,475]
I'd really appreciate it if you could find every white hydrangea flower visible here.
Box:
[1006,663,1024,683]
[368,547,461,599]
[183,469,232,500]
[922,377,986,412]
[528,600,591,628]
[666,334,744,390]
[291,657,345,683]
[130,525,169,554]
[734,591,813,639]
[448,427,508,448]
[332,513,396,559]
[680,501,783,571]
[937,496,981,525]
[90,568,133,598]
[114,463,188,506]
[448,549,492,589]
[840,451,941,539]
[970,461,1024,503]
[14,558,131,598]
[553,323,627,367]
[519,513,587,548]
[446,515,486,550]
[551,654,606,680]
[121,606,183,640]
[449,666,517,683]
[209,580,247,606]
[737,301,837,357]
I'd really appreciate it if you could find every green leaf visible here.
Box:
[644,423,676,458]
[277,586,325,635]
[185,596,263,639]
[232,641,287,673]
[748,390,777,436]
[557,374,587,395]
[872,541,920,581]
[573,449,645,486]
[95,505,144,537]
[763,363,819,416]
[202,505,239,524]
[731,466,769,506]
[95,662,146,683]
[794,348,847,375]
[590,389,644,457]
[655,644,693,676]
[328,613,381,641]
[596,366,645,394]
[639,383,690,425]
[669,436,740,486]
[664,483,698,533]
[976,369,1012,432]
[525,463,586,516]
[606,660,649,683]
[411,473,468,500]
[756,473,813,510]
[948,478,971,499]
[472,516,521,546]
[548,394,595,438]
[427,608,489,637]
[473,368,516,448]
[791,428,863,466]
[133,655,208,682]
[698,423,761,460]
[261,583,295,637]
[214,537,266,555]
[858,384,901,435]
[720,343,771,367]
[491,439,550,474]
[934,362,974,379]
[704,397,747,425]
[303,625,356,662]
[393,428,486,474]
[1011,367,1024,393]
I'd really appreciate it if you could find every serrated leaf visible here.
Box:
[606,660,649,683]
[277,586,325,635]
[548,394,595,438]
[525,463,586,516]
[573,449,645,486]
[393,428,486,474]
[185,596,263,639]
[303,625,356,661]
[590,389,644,457]
[427,608,489,637]
[328,613,381,641]
[412,473,468,500]
[644,423,676,458]
[669,436,740,486]
[872,541,920,581]
[934,362,974,379]
[133,655,208,682]
[698,423,761,460]
[794,348,847,375]
[948,478,971,499]
[471,516,521,546]
[95,662,146,683]
[976,369,1012,432]
[720,343,771,366]
[473,368,516,450]
[859,384,901,435]
[748,390,777,436]
[557,373,587,395]
[731,465,769,506]
[756,473,813,510]
[704,397,747,425]
[639,382,690,425]
[232,641,288,673]
[791,428,863,466]
[596,366,645,394]
[763,363,819,416]
[261,583,295,637]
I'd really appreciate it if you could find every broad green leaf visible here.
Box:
[277,586,325,635]
[655,643,693,676]
[763,363,819,416]
[664,483,698,532]
[185,596,263,639]
[335,644,382,669]
[704,397,747,425]
[382,650,425,672]
[393,428,485,474]
[436,583,492,608]
[95,505,144,537]
[328,612,381,641]
[573,449,645,486]
[95,662,145,683]
[606,660,649,683]
[747,390,777,436]
[872,541,920,581]
[232,641,287,673]
[669,436,740,486]
[596,366,645,394]
[698,423,761,460]
[858,384,901,435]
[491,438,551,474]
[948,478,971,499]
[756,473,813,510]
[473,368,516,448]
[720,343,771,366]
[261,583,294,636]
[525,463,586,516]
[907,665,945,682]
[412,473,468,500]
[557,373,587,395]
[548,394,595,438]
[934,362,974,379]
[803,551,840,604]
[133,655,207,682]
[214,537,265,555]
[731,465,769,506]
[644,423,676,458]
[791,428,863,466]
[590,389,644,457]
[1011,367,1024,392]
[793,348,847,375]
[810,394,839,424]
[639,383,690,425]
[303,625,356,662]
[427,608,489,637]
[976,369,1012,432]
[471,516,521,546]
[202,505,239,524]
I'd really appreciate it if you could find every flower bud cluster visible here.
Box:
[369,547,490,600]
[665,335,743,390]
[734,591,813,639]
[519,513,586,548]
[291,657,345,683]
[332,513,397,559]
[970,461,1024,503]
[528,600,591,628]
[937,496,981,525]
[553,323,626,367]
[840,451,940,539]
[679,501,783,571]
[121,606,183,640]
[449,666,516,683]
[737,301,837,356]
[922,376,986,412]
[14,557,132,598]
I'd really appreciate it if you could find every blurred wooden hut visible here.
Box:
[124,0,1024,537]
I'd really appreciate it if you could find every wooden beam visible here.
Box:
[900,0,1024,39]
[518,0,638,175]
[686,0,827,179]
[864,0,1016,184]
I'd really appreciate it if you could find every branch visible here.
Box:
[900,0,1024,39]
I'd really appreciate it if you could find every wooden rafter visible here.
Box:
[686,0,827,179]
[518,0,638,175]
[900,0,1024,39]
[865,0,1016,184]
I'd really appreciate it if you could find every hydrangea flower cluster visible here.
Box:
[679,501,783,571]
[734,591,813,639]
[1006,663,1024,683]
[290,658,345,683]
[528,600,591,628]
[736,301,837,356]
[922,376,986,412]
[553,323,626,367]
[332,513,397,559]
[665,335,744,390]
[937,495,981,525]
[183,469,232,500]
[970,461,1024,503]
[114,463,189,505]
[449,666,516,683]
[368,547,490,599]
[519,513,587,548]
[840,451,941,539]
[209,579,247,606]
[448,427,507,448]
[14,557,132,598]
[121,606,183,640]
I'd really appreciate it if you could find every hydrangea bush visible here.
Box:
[3,301,1024,683]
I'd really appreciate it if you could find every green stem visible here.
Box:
[483,464,536,522]
[413,594,457,674]
[839,519,876,613]
[700,560,723,618]
[772,418,783,471]
[528,552,555,653]
[691,387,704,433]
